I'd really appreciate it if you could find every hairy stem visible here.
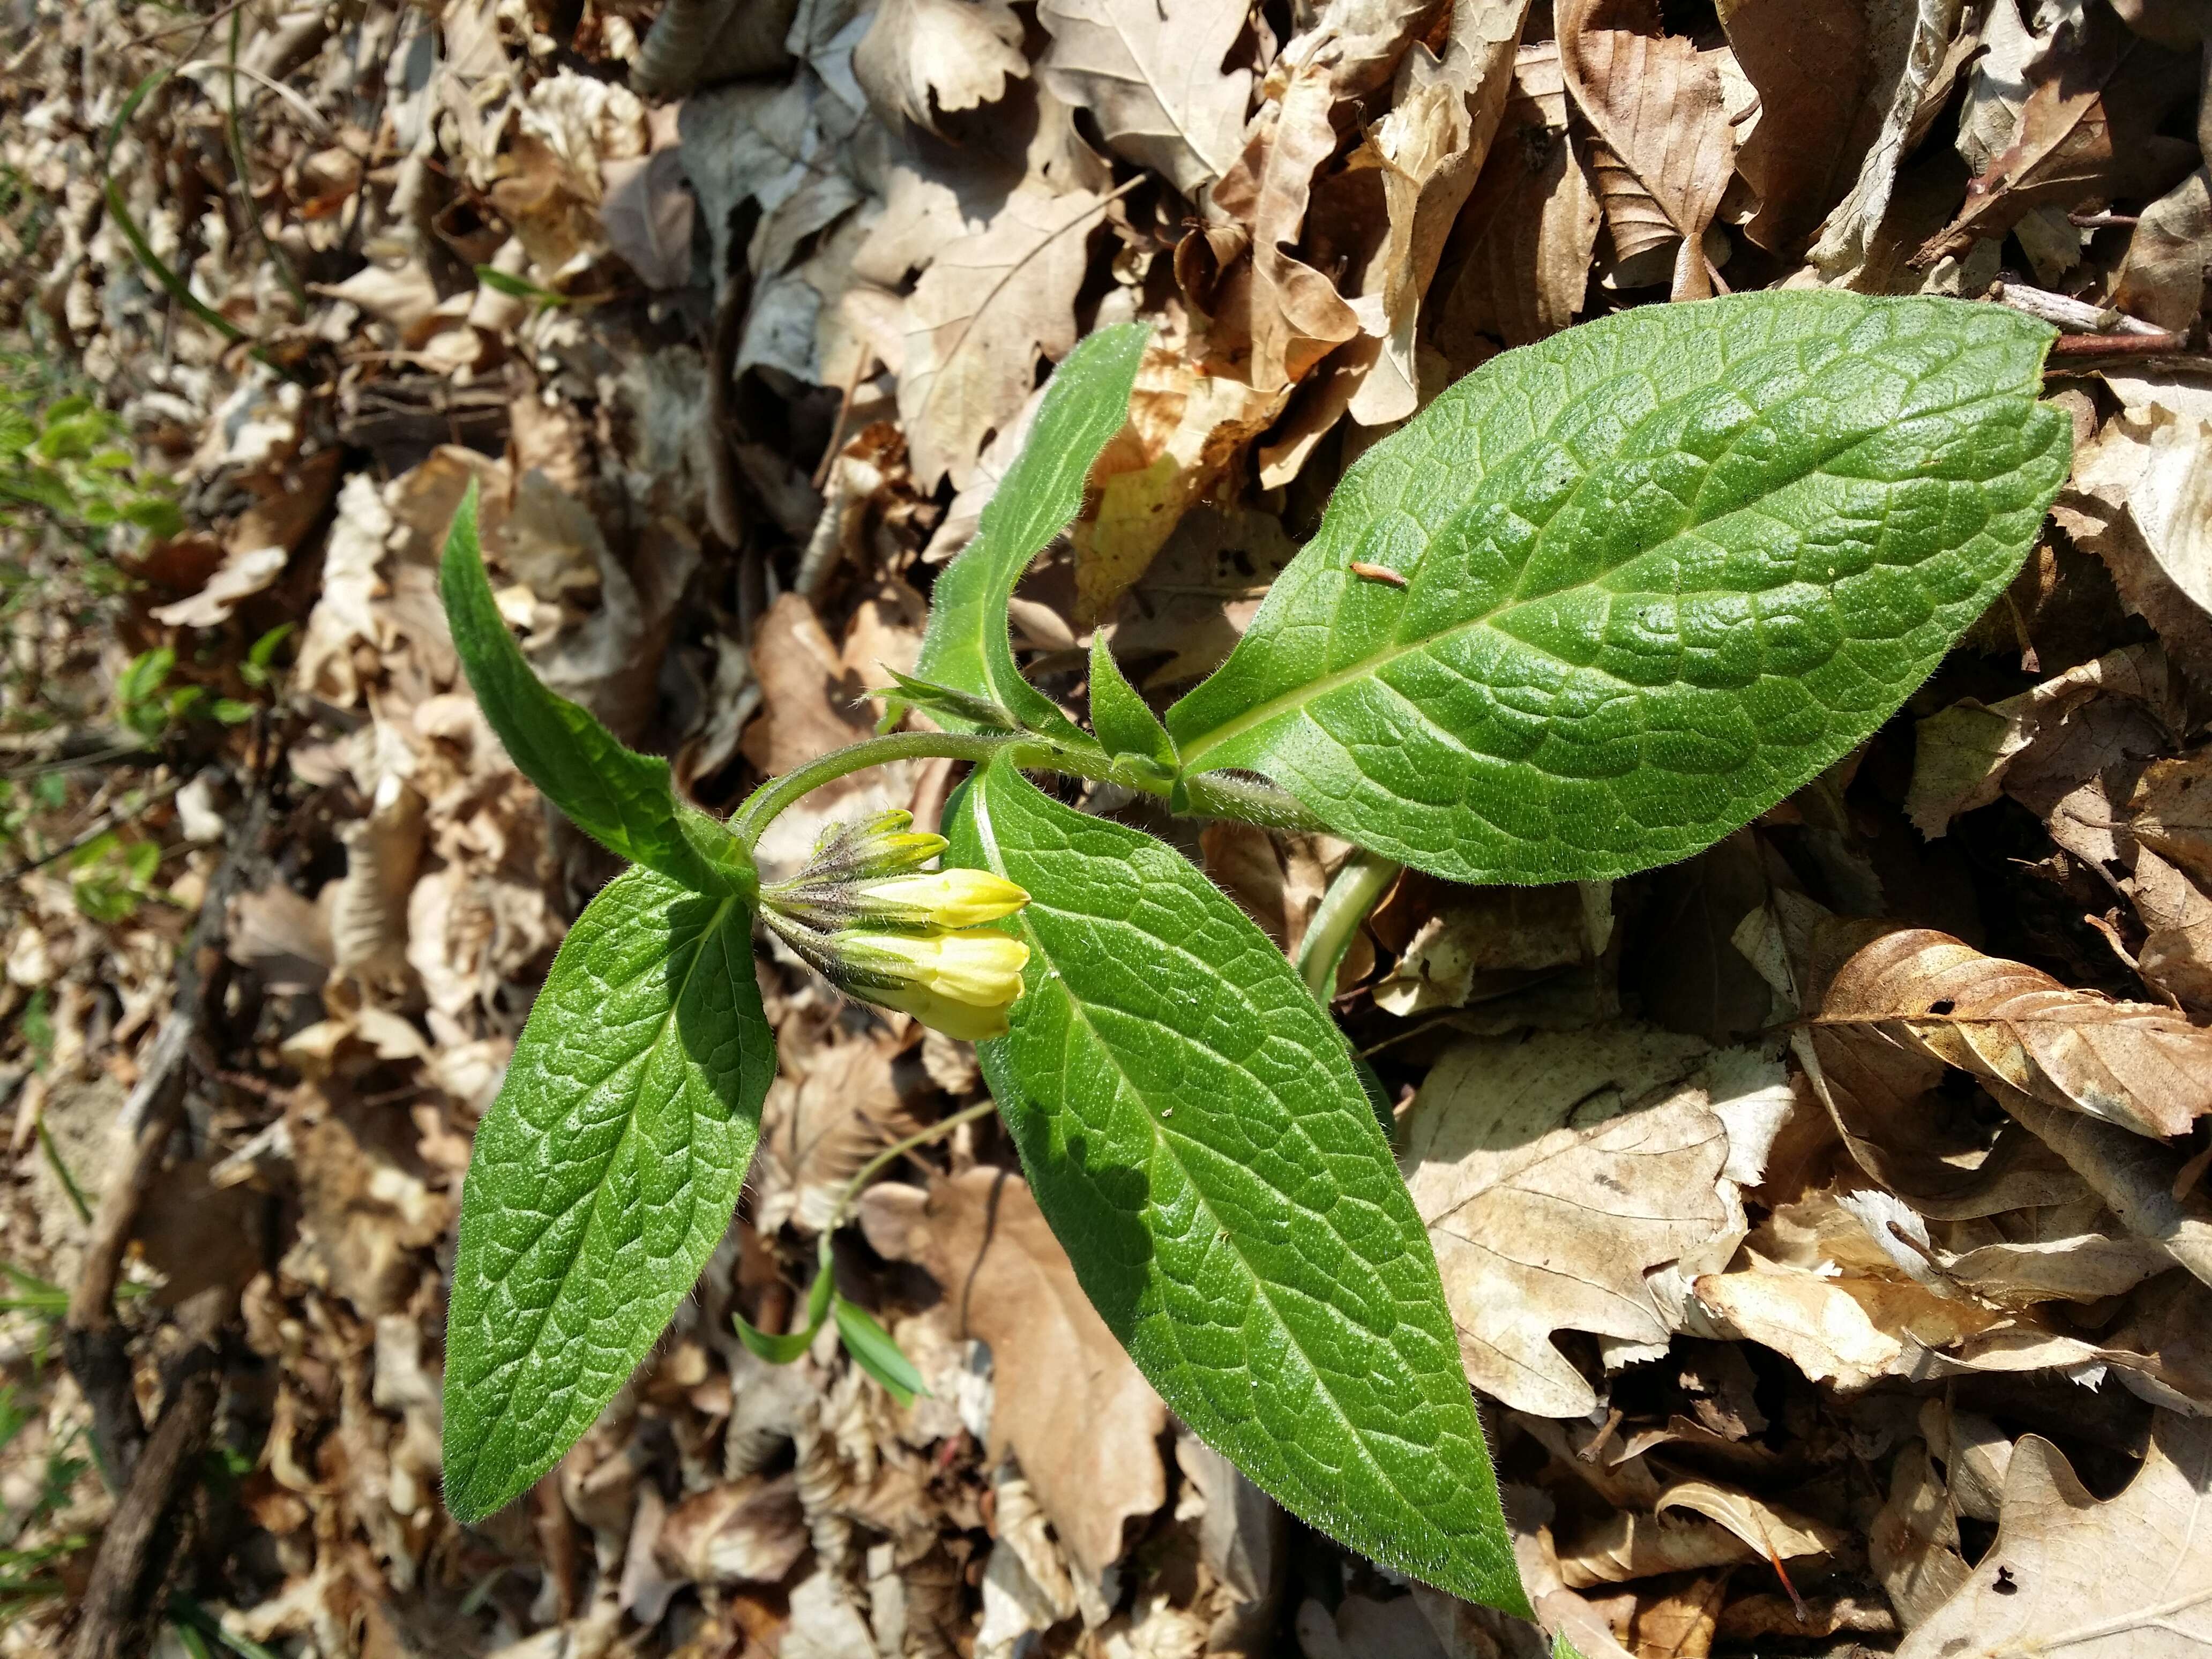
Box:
[731,729,1326,848]
[1296,850,1402,1005]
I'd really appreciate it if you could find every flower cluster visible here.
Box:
[758,811,1030,1041]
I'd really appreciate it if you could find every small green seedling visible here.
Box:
[436,293,2069,1619]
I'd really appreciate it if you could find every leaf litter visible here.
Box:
[7,0,2212,1654]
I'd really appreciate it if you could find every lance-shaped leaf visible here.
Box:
[443,868,772,1521]
[946,761,1526,1613]
[903,322,1149,743]
[442,485,752,896]
[1167,293,2071,887]
[1088,632,1177,779]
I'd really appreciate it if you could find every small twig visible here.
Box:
[0,776,185,885]
[810,345,875,492]
[704,268,750,555]
[2047,330,2194,360]
[1992,281,2165,337]
[2069,210,2138,228]
[133,0,253,44]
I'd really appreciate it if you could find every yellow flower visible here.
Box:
[838,930,1031,1041]
[856,869,1030,931]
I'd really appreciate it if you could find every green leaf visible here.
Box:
[1087,633,1176,780]
[833,1297,929,1406]
[946,762,1525,1613]
[1168,293,2071,885]
[442,868,772,1521]
[903,323,1149,743]
[733,1266,833,1363]
[440,484,752,898]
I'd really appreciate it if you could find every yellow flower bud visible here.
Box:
[857,870,1030,930]
[837,929,1030,1041]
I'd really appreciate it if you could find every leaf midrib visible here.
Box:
[1174,368,2003,771]
[969,780,1467,1537]
[459,894,735,1477]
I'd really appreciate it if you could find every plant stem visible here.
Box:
[1295,850,1401,1005]
[824,1097,999,1245]
[730,729,1326,849]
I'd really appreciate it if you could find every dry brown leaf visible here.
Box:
[1651,1479,1850,1570]
[1906,642,2172,838]
[860,1168,1167,1585]
[899,183,1105,489]
[751,1035,923,1237]
[853,0,1028,139]
[1557,0,1736,300]
[1401,1028,1790,1416]
[1717,0,1893,255]
[1199,823,1335,957]
[1913,11,2198,268]
[632,0,795,99]
[2058,392,2212,684]
[1810,919,2212,1140]
[1805,0,1964,280]
[655,1474,808,1587]
[1435,41,1602,350]
[1372,880,1609,1016]
[1555,1511,1762,1587]
[1070,335,1286,621]
[1104,504,1301,689]
[1897,1411,2212,1658]
[1630,1574,1724,1658]
[599,147,695,290]
[2114,166,2212,329]
[1206,64,1362,393]
[2127,846,2212,1013]
[1994,1089,2212,1291]
[1036,0,1253,199]
[1869,1440,1971,1631]
[2132,749,2212,888]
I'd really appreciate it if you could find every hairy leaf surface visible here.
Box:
[443,868,771,1521]
[946,762,1525,1612]
[442,485,751,895]
[1168,293,2071,885]
[905,322,1148,741]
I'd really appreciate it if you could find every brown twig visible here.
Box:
[2047,329,2194,360]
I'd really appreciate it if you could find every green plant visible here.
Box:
[114,646,256,741]
[436,293,2069,1615]
[0,358,183,547]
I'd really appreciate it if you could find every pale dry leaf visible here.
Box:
[1556,0,1736,301]
[147,543,290,630]
[1372,882,1608,1017]
[1898,1411,2212,1659]
[1036,0,1252,198]
[1435,42,1603,350]
[1869,1440,1971,1631]
[330,774,425,985]
[1198,822,1334,956]
[2114,166,2212,330]
[1994,1088,2212,1291]
[1632,1575,1725,1658]
[655,1474,808,1587]
[1907,642,2170,838]
[899,183,1105,489]
[1554,1512,1763,1588]
[1806,0,1964,280]
[860,1168,1167,1586]
[1952,0,2085,282]
[1810,919,2212,1140]
[599,147,694,290]
[1400,1027,1785,1417]
[1932,1206,2177,1307]
[2132,749,2212,888]
[750,1034,923,1236]
[853,0,1028,138]
[1104,503,1300,688]
[1651,1480,1850,1571]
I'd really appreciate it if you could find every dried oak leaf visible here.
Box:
[1556,0,1736,300]
[1434,41,1602,352]
[860,1168,1167,1585]
[898,183,1104,490]
[853,0,1029,139]
[1898,1411,2212,1658]
[750,1034,924,1236]
[1400,1027,1790,1417]
[1036,0,1252,199]
[1809,919,2212,1140]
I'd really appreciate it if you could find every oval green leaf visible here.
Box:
[947,761,1526,1613]
[1168,293,2071,885]
[443,867,772,1521]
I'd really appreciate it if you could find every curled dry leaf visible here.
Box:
[1898,1411,2212,1658]
[1400,1027,1790,1417]
[750,1034,924,1236]
[1869,1440,1971,1631]
[859,1168,1168,1587]
[1556,0,1736,299]
[1036,0,1252,199]
[1806,0,1964,280]
[1810,918,2212,1140]
[2113,166,2212,330]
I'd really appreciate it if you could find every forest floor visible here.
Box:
[4,0,2212,1655]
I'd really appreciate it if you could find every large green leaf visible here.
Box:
[442,867,771,1521]
[903,323,1149,743]
[946,762,1525,1613]
[441,485,751,896]
[1168,293,2071,885]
